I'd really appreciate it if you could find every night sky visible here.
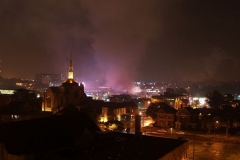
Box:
[1,0,240,88]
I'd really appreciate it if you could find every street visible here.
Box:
[98,123,240,159]
[188,140,240,160]
[143,127,240,160]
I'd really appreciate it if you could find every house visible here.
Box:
[175,107,200,129]
[102,101,138,121]
[155,105,177,128]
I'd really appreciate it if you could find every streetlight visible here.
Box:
[170,128,172,138]
[214,121,218,141]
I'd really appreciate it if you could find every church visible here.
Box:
[43,57,87,112]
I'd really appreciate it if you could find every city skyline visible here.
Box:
[1,0,240,90]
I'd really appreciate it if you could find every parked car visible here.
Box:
[176,131,185,134]
[157,129,166,133]
[148,123,154,127]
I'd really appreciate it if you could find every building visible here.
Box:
[84,100,138,122]
[101,101,138,121]
[0,77,34,90]
[35,73,64,86]
[109,94,133,102]
[151,93,189,110]
[155,105,177,128]
[0,113,189,160]
[175,107,199,129]
[0,113,101,160]
[0,100,50,123]
[189,96,208,108]
[134,97,151,114]
[43,57,87,112]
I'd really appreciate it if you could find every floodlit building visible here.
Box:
[151,93,189,110]
[43,57,87,112]
[84,100,138,122]
[189,96,208,108]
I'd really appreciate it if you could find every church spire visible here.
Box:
[68,52,74,79]
[62,51,78,85]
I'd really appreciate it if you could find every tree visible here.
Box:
[232,105,240,129]
[145,103,159,121]
[221,105,235,136]
[104,120,125,132]
[206,90,224,109]
[199,107,213,131]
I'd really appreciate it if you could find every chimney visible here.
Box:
[135,115,142,136]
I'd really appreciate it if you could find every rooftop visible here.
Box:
[0,113,188,160]
[41,132,189,160]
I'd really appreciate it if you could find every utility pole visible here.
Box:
[193,129,196,160]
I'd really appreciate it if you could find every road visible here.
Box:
[144,128,240,160]
[98,123,240,159]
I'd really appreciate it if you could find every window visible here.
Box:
[11,115,19,119]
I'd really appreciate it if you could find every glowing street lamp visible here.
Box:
[214,121,219,141]
[170,128,173,138]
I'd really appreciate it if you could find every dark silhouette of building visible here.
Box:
[0,113,189,160]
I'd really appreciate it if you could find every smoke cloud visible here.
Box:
[1,0,240,90]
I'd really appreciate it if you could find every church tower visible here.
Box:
[63,54,78,85]
[68,55,74,79]
[44,52,87,112]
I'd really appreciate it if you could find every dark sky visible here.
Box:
[1,0,240,88]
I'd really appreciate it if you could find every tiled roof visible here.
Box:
[160,105,177,114]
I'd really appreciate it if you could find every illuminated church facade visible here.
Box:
[43,58,86,112]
